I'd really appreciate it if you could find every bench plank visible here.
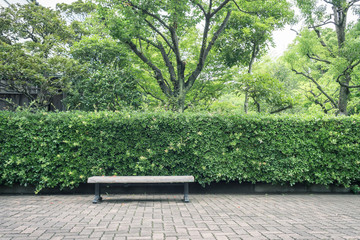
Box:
[87,176,195,184]
[88,176,194,203]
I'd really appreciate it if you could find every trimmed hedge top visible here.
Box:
[0,111,359,192]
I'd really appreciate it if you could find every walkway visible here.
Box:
[0,194,359,239]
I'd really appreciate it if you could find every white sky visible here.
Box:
[0,0,76,8]
[270,26,297,58]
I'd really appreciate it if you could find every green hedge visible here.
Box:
[0,111,359,192]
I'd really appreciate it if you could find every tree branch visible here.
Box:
[157,42,177,85]
[337,83,360,89]
[210,0,231,18]
[125,40,171,97]
[310,13,336,28]
[311,26,336,57]
[270,105,293,114]
[311,20,336,28]
[204,11,232,60]
[126,0,171,30]
[335,60,360,87]
[309,90,321,98]
[306,54,332,64]
[290,28,300,35]
[186,10,231,91]
[138,36,161,49]
[248,41,259,74]
[190,0,206,15]
[231,0,258,15]
[136,37,175,88]
[138,82,164,102]
[209,0,213,14]
[23,29,39,43]
[305,91,329,114]
[292,68,338,108]
[144,19,175,52]
[323,0,334,5]
[196,13,211,77]
[167,28,185,86]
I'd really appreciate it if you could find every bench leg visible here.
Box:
[183,183,189,203]
[93,183,102,204]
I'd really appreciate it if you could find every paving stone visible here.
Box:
[0,194,360,239]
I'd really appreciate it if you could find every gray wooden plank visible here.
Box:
[87,176,195,184]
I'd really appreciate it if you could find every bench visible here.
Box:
[87,176,195,203]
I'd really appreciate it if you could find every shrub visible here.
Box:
[0,111,359,192]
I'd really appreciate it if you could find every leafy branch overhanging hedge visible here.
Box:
[0,111,359,192]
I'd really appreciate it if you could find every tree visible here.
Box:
[287,0,360,115]
[0,3,82,110]
[228,57,297,114]
[184,56,231,111]
[64,35,142,111]
[70,35,127,66]
[94,0,239,112]
[215,0,294,113]
[56,0,97,41]
[64,62,142,111]
[236,73,294,113]
[53,0,144,111]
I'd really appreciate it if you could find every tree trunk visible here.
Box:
[177,77,186,113]
[122,1,231,113]
[333,3,347,50]
[338,76,350,115]
[244,90,249,114]
[244,42,258,114]
[333,1,349,115]
[255,100,261,113]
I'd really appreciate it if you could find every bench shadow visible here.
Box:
[101,198,184,203]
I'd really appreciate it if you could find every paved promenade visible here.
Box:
[0,194,359,240]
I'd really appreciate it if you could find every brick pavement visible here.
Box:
[0,194,359,240]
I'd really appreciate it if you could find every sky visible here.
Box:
[270,26,297,58]
[0,0,76,8]
[0,0,302,58]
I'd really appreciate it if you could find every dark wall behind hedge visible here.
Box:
[0,111,359,192]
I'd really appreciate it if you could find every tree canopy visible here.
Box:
[0,3,82,110]
[95,0,293,112]
[2,0,359,116]
[285,0,360,115]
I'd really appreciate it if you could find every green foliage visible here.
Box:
[0,3,82,110]
[287,0,360,115]
[56,0,97,41]
[216,0,293,68]
[208,93,245,112]
[234,72,294,113]
[0,3,71,50]
[64,63,142,111]
[214,57,299,114]
[351,184,360,194]
[66,34,143,111]
[70,35,127,66]
[94,0,235,111]
[57,0,96,19]
[1,111,360,192]
[283,25,360,115]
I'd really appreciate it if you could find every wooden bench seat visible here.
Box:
[88,176,195,203]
